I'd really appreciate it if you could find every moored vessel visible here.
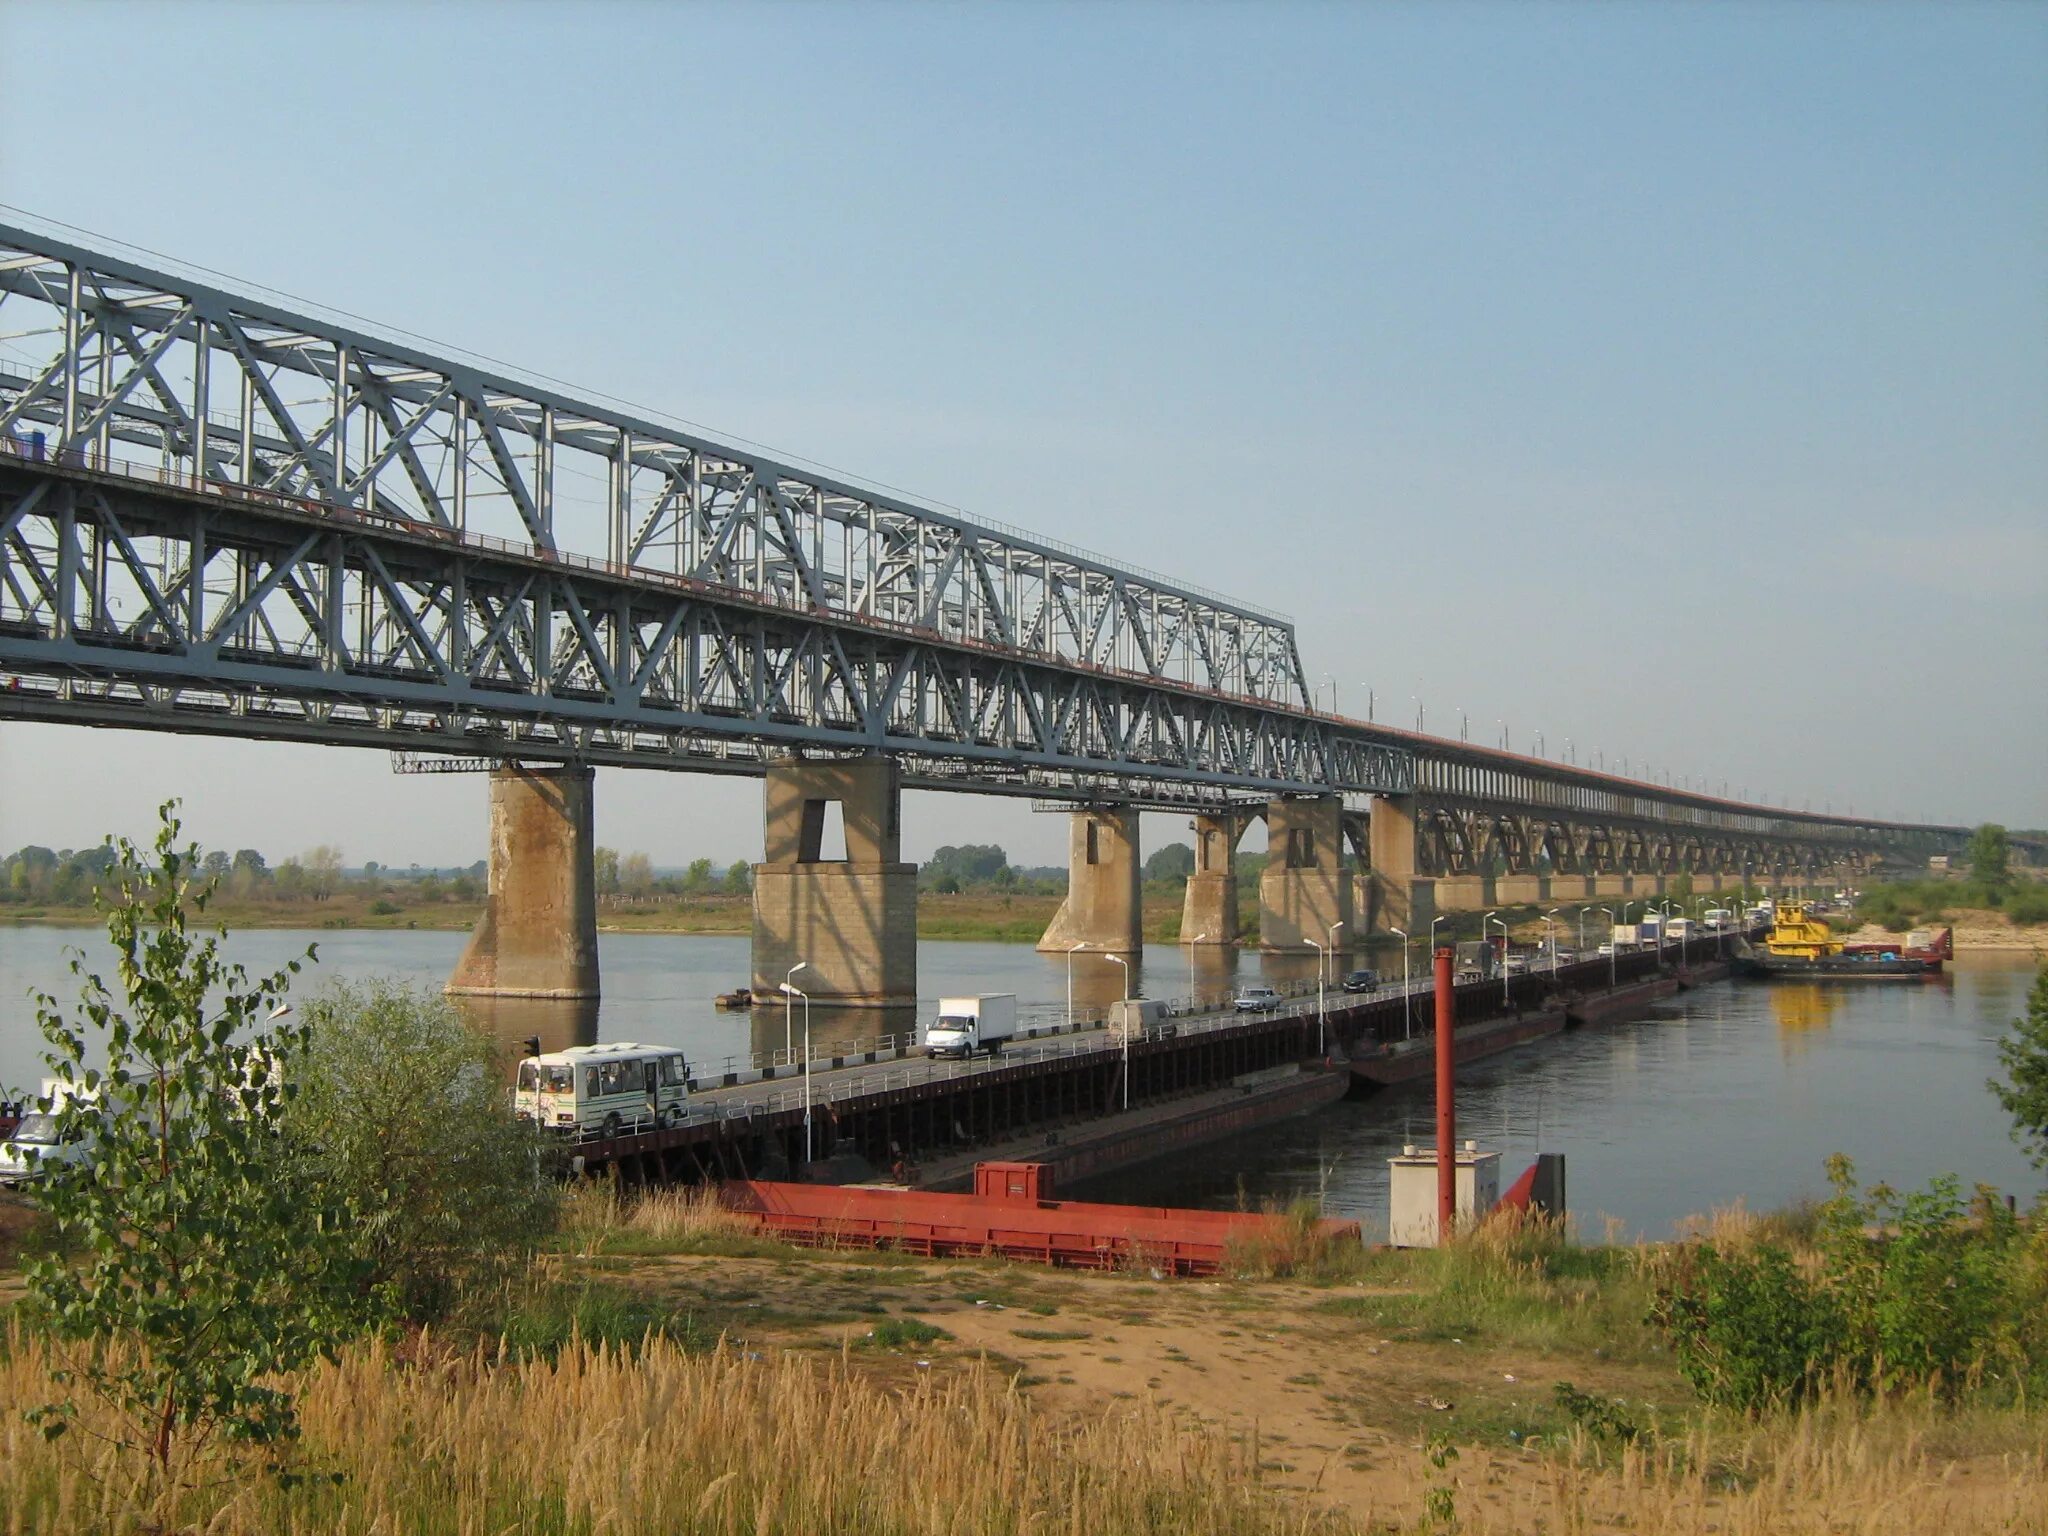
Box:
[1840,925,1953,975]
[1736,901,1931,981]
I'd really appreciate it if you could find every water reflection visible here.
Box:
[1770,983,1842,1041]
[452,995,598,1078]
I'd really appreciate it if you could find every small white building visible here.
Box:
[1387,1141,1501,1247]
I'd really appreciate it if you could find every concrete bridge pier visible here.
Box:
[752,757,917,1009]
[1038,806,1143,953]
[447,765,600,999]
[1365,793,1435,936]
[1259,795,1352,952]
[1179,811,1242,946]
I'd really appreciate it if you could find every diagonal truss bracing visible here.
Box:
[0,221,1306,714]
[0,461,1410,804]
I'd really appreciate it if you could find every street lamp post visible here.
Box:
[1308,938,1327,1057]
[1390,926,1410,1039]
[779,978,813,1165]
[1576,906,1588,961]
[1324,920,1344,1053]
[1599,907,1617,987]
[1499,913,1515,1011]
[1107,954,1132,1109]
[783,961,809,1065]
[1066,942,1087,1030]
[1544,908,1559,972]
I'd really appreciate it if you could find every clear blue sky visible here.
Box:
[1,1,2043,869]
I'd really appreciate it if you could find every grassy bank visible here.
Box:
[7,1186,2043,1533]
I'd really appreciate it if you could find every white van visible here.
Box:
[515,1042,689,1139]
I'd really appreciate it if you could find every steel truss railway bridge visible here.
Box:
[0,220,1969,1006]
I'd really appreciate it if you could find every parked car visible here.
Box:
[1233,987,1284,1013]
[0,1109,94,1188]
[1340,969,1379,993]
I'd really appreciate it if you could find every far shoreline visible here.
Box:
[3,901,2042,953]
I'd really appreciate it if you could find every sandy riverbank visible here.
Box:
[1844,916,2048,953]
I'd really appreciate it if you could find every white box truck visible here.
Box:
[924,994,1018,1058]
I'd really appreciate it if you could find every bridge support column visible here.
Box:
[1366,794,1434,935]
[1260,795,1351,952]
[1038,807,1143,953]
[752,757,917,1008]
[1179,812,1240,946]
[447,765,599,999]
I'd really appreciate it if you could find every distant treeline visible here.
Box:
[915,840,1281,896]
[0,843,488,908]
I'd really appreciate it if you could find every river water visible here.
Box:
[2,925,2039,1238]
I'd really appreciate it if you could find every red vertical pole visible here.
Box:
[1434,945,1456,1240]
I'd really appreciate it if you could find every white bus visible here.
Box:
[515,1042,690,1139]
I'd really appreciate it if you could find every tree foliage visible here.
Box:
[23,805,381,1487]
[286,979,558,1319]
[1143,842,1196,883]
[1991,963,2048,1170]
[1968,823,2011,886]
[920,843,1011,891]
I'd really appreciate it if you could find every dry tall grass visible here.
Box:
[0,1327,1346,1535]
[1460,1396,2048,1535]
[559,1178,757,1256]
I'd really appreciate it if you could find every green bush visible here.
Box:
[2005,887,2048,925]
[1649,1157,2042,1412]
[1651,1242,1836,1411]
[285,979,558,1320]
[861,1316,950,1350]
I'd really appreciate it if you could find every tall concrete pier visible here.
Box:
[447,765,600,999]
[1365,793,1434,935]
[1259,795,1352,952]
[1037,806,1143,953]
[1179,810,1242,946]
[752,757,917,1009]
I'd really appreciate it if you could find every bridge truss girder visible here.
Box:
[1412,799,1930,883]
[0,221,1306,711]
[0,463,1413,805]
